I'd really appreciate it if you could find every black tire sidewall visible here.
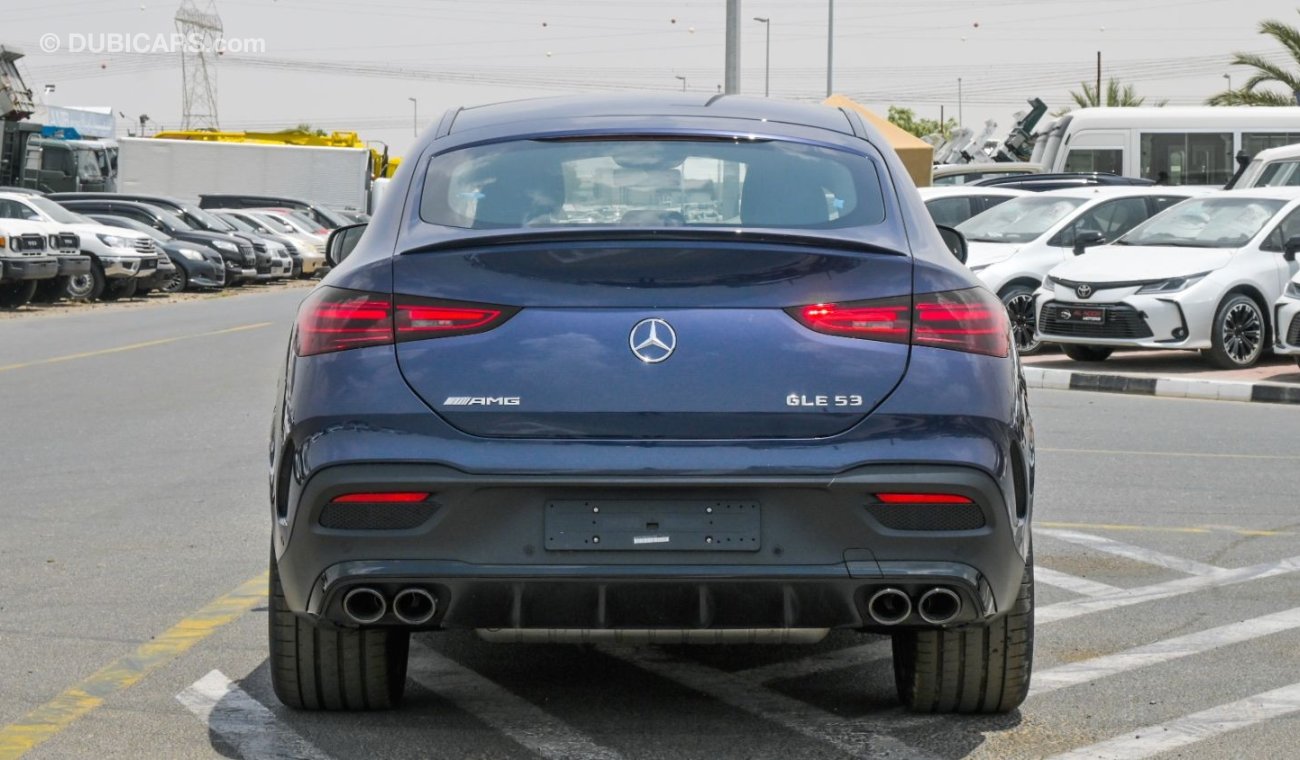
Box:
[1000,284,1043,355]
[1209,294,1265,369]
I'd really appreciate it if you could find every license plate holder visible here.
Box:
[545,500,761,551]
[1057,306,1106,324]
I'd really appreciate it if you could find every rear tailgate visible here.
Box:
[392,240,913,439]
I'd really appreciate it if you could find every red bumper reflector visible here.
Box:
[331,492,430,503]
[875,493,973,504]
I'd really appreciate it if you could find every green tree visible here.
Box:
[887,106,957,139]
[1208,11,1300,106]
[1058,78,1165,114]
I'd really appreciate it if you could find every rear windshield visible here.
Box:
[419,138,886,230]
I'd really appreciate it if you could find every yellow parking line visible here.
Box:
[0,572,267,760]
[1040,447,1300,461]
[1039,521,1294,537]
[0,322,273,374]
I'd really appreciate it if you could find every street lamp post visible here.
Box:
[753,17,770,97]
[1223,73,1232,92]
[957,77,963,128]
[675,75,687,92]
[826,0,834,97]
[407,97,417,138]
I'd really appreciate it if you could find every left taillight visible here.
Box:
[296,287,518,357]
[787,287,1010,358]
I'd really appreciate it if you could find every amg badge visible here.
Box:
[443,396,521,406]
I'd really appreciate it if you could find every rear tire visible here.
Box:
[891,557,1034,714]
[1062,344,1113,362]
[1204,294,1265,369]
[268,548,409,710]
[0,280,37,308]
[101,277,138,301]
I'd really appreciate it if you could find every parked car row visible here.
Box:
[0,190,334,308]
[924,181,1300,368]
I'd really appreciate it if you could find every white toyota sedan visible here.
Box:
[1035,188,1300,369]
[956,186,1204,353]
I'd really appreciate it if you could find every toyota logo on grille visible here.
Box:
[1075,283,1094,299]
[629,318,676,363]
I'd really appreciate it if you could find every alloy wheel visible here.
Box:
[1004,292,1041,354]
[1221,301,1263,365]
[161,268,186,293]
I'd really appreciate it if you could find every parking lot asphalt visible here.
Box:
[2,288,1299,759]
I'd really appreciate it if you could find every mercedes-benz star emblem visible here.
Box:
[629,318,676,363]
[1075,283,1094,299]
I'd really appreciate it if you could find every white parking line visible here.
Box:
[1035,567,1124,598]
[407,641,624,760]
[1046,681,1300,759]
[1038,528,1222,576]
[735,639,891,683]
[599,645,937,760]
[1030,607,1300,697]
[1038,555,1300,624]
[176,670,336,760]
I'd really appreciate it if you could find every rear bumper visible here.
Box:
[1,257,59,282]
[276,463,1028,632]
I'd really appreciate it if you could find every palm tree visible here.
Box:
[1055,78,1163,116]
[1208,12,1300,106]
[1069,78,1159,109]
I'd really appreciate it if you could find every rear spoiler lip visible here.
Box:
[398,227,908,258]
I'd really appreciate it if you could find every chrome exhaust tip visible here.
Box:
[917,587,962,625]
[342,587,387,625]
[867,588,912,626]
[391,588,438,626]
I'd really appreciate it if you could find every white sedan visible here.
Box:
[1035,188,1300,369]
[1273,272,1300,367]
[956,186,1204,353]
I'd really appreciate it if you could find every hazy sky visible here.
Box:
[6,0,1298,156]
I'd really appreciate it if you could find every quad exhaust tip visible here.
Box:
[342,587,387,625]
[392,588,438,625]
[867,588,912,626]
[917,587,962,625]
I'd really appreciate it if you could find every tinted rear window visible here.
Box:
[419,138,886,230]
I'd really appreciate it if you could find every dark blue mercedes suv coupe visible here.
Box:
[269,95,1035,715]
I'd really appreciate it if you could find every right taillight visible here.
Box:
[296,286,518,357]
[787,287,1009,358]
